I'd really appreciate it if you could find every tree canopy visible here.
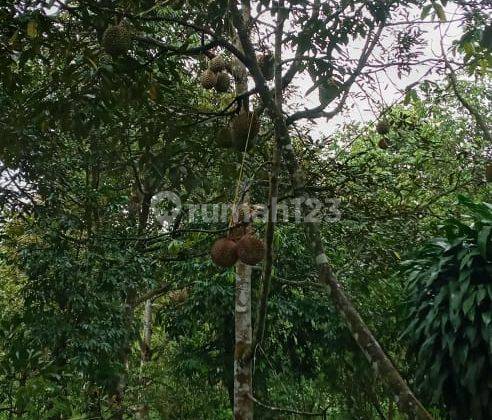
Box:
[0,0,491,419]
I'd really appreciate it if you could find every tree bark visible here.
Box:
[234,262,253,420]
[251,0,285,354]
[231,3,254,419]
[111,190,153,419]
[137,299,152,418]
[141,299,152,364]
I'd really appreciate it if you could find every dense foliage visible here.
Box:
[404,197,492,419]
[0,0,490,418]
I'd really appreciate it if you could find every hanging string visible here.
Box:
[230,112,256,228]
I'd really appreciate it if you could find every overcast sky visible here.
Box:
[260,3,470,138]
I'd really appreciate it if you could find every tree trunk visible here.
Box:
[141,299,153,363]
[234,262,253,420]
[111,190,153,419]
[231,3,254,419]
[137,299,152,418]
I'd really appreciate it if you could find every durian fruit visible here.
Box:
[319,79,340,106]
[200,69,217,89]
[231,205,251,226]
[486,163,492,182]
[376,119,390,135]
[211,237,238,267]
[169,288,189,304]
[102,24,132,57]
[236,235,265,266]
[215,72,231,93]
[216,126,233,148]
[378,138,389,149]
[209,55,226,73]
[258,52,274,81]
[228,224,247,241]
[231,111,260,152]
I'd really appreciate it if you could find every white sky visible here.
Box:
[252,3,472,138]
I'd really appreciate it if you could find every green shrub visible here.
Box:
[403,197,492,419]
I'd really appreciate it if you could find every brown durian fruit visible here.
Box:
[200,69,217,89]
[231,205,251,226]
[102,24,132,56]
[215,72,231,93]
[376,119,390,135]
[318,79,341,106]
[228,224,247,241]
[231,112,260,152]
[209,55,226,73]
[236,235,265,266]
[486,163,492,182]
[216,127,233,148]
[258,52,274,81]
[378,138,389,149]
[211,238,238,267]
[169,288,189,304]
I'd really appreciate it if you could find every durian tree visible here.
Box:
[1,0,491,418]
[131,0,488,417]
[0,1,241,416]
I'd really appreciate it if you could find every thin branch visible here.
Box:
[135,36,220,56]
[249,1,286,360]
[442,55,491,144]
[133,282,172,307]
[436,14,491,144]
[286,22,384,125]
[281,0,321,89]
[249,394,327,417]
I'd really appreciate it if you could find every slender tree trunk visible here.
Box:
[111,190,153,419]
[251,0,284,354]
[137,299,152,418]
[234,262,253,420]
[231,3,254,418]
[141,300,153,363]
[227,2,433,418]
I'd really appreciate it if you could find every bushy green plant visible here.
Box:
[403,197,492,419]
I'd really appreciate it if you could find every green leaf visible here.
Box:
[477,226,491,259]
[432,3,446,22]
[27,21,38,38]
[420,4,432,19]
[462,293,475,320]
[404,88,419,105]
[463,42,475,56]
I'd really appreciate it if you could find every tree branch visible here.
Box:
[135,36,220,56]
[249,1,286,361]
[286,23,384,125]
[249,394,327,417]
[438,13,491,144]
[133,282,172,307]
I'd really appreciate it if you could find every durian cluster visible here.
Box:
[102,24,132,57]
[376,118,391,149]
[200,55,231,93]
[210,227,265,268]
[257,52,274,81]
[216,111,260,152]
